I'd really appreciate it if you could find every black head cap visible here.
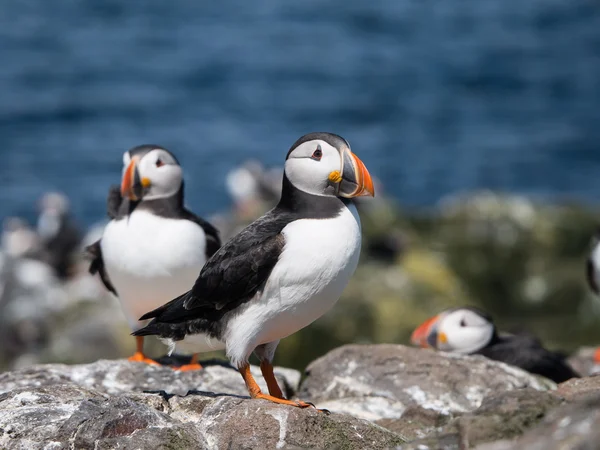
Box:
[286,132,350,160]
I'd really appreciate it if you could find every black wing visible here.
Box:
[587,258,599,295]
[106,185,122,219]
[182,208,221,259]
[85,240,117,296]
[84,185,122,295]
[479,335,579,383]
[138,211,287,325]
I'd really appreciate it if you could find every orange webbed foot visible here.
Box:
[254,394,329,413]
[173,363,203,371]
[128,352,159,365]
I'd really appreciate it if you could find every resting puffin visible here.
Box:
[134,132,374,408]
[411,307,579,383]
[86,145,221,369]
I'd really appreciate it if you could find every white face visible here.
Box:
[284,140,343,196]
[123,149,182,200]
[436,309,495,354]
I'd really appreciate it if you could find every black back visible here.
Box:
[477,333,579,383]
[134,172,349,341]
[87,165,221,296]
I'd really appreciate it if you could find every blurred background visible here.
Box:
[2,0,600,372]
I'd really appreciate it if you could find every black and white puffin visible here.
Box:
[86,145,221,370]
[36,192,82,279]
[134,132,374,408]
[586,228,600,296]
[586,228,600,363]
[411,307,579,383]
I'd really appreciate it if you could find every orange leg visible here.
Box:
[260,361,284,399]
[239,364,314,408]
[128,336,159,365]
[174,353,203,371]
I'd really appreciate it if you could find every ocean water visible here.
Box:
[2,0,600,226]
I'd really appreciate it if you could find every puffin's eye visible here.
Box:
[460,319,467,327]
[156,158,165,168]
[312,148,322,160]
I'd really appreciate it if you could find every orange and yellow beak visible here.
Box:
[121,157,146,201]
[335,149,375,198]
[410,314,442,348]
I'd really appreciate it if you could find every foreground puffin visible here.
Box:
[411,307,579,383]
[87,145,221,369]
[134,132,374,407]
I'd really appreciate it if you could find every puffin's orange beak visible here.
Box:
[410,315,441,348]
[121,157,143,201]
[337,149,375,198]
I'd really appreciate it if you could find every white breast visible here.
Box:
[101,210,207,330]
[592,243,600,291]
[225,202,362,367]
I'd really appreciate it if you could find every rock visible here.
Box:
[0,359,301,398]
[474,396,600,450]
[299,344,553,439]
[300,344,552,418]
[566,346,598,377]
[0,383,405,449]
[554,374,600,402]
[401,389,563,449]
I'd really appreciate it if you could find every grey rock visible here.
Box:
[0,384,204,450]
[474,396,600,450]
[0,383,405,450]
[0,359,301,398]
[555,374,600,402]
[300,344,552,420]
[400,388,563,450]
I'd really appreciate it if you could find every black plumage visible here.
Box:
[587,257,599,295]
[86,148,221,294]
[134,170,348,343]
[477,332,579,384]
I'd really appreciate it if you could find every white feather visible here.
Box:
[591,241,600,292]
[101,210,207,331]
[225,202,362,367]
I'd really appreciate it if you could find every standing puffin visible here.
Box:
[134,132,374,407]
[86,145,220,370]
[411,307,579,383]
[586,228,600,363]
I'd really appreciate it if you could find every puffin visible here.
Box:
[586,228,600,362]
[411,307,579,383]
[86,145,221,370]
[37,192,82,279]
[134,132,374,408]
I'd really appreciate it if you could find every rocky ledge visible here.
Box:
[1,344,600,449]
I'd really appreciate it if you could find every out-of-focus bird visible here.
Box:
[36,192,82,279]
[1,218,42,259]
[86,145,221,370]
[134,132,374,407]
[225,160,282,219]
[411,307,579,383]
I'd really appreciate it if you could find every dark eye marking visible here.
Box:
[156,158,165,167]
[460,319,467,327]
[312,146,322,160]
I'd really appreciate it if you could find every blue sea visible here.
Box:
[2,0,600,226]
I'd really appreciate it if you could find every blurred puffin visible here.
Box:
[411,307,579,383]
[36,192,82,279]
[86,145,221,370]
[586,228,600,363]
[134,132,374,408]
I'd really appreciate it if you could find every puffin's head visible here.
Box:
[410,307,495,354]
[284,132,374,198]
[120,145,182,201]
